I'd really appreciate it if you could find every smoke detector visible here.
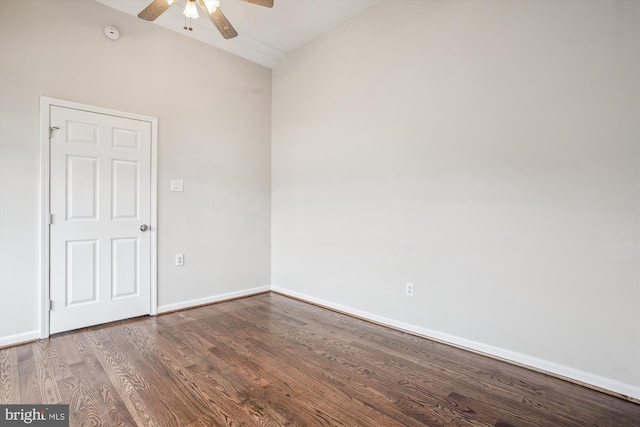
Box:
[104,26,120,40]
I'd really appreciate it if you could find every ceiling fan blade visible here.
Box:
[197,0,238,39]
[138,0,172,21]
[241,0,274,7]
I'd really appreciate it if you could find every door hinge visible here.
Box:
[49,126,59,139]
[49,300,53,311]
[47,213,52,225]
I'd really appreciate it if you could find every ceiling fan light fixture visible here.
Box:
[138,0,273,39]
[183,0,199,19]
[203,0,221,14]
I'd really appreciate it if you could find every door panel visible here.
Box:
[49,106,151,334]
[112,238,138,298]
[67,156,98,220]
[112,160,139,219]
[67,121,98,145]
[66,240,98,305]
[112,128,140,151]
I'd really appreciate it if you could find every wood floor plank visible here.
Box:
[175,327,342,425]
[241,337,408,426]
[203,312,407,424]
[2,292,639,426]
[31,339,63,404]
[144,326,261,425]
[54,333,84,367]
[0,347,19,403]
[107,325,198,426]
[236,303,500,423]
[16,344,41,403]
[57,362,132,427]
[84,328,157,427]
[240,326,438,425]
[58,331,138,426]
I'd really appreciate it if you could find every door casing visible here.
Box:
[40,96,158,338]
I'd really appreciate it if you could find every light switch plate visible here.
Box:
[170,180,184,192]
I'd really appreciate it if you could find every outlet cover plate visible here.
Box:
[406,283,414,296]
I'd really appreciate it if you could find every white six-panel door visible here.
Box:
[49,106,152,334]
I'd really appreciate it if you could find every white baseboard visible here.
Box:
[0,287,270,347]
[0,330,40,348]
[271,286,640,401]
[157,286,270,314]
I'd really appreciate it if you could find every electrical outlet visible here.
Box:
[406,282,414,296]
[176,254,184,266]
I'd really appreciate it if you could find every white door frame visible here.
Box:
[39,96,158,339]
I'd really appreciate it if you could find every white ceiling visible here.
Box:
[96,0,384,68]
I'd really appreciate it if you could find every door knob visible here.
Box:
[140,224,149,232]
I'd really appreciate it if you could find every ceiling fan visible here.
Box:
[138,0,274,39]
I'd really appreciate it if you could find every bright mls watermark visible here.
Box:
[1,405,69,426]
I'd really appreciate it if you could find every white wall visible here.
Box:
[272,0,640,397]
[0,0,271,342]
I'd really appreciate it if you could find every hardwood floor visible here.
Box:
[1,293,638,426]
